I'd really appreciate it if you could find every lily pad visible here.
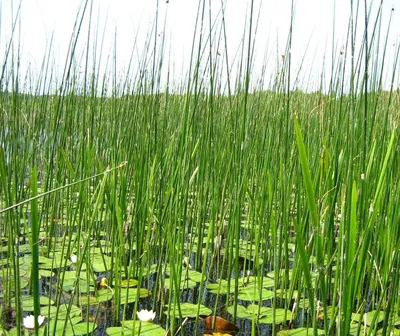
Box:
[11,295,54,311]
[43,318,97,336]
[351,310,385,326]
[109,321,166,336]
[348,322,369,335]
[96,288,114,302]
[207,279,235,295]
[121,279,138,287]
[376,328,400,335]
[277,327,325,335]
[227,305,290,324]
[186,269,206,283]
[39,269,55,278]
[46,304,81,320]
[237,286,274,301]
[165,302,212,318]
[226,305,249,319]
[120,288,149,304]
[258,308,290,324]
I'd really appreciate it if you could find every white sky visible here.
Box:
[1,0,400,93]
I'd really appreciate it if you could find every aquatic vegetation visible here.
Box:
[0,0,400,335]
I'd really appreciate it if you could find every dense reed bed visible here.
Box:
[0,0,399,335]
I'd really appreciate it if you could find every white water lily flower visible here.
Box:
[136,309,156,322]
[23,314,45,329]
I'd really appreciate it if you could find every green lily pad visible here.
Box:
[277,327,325,335]
[39,269,55,278]
[106,326,133,335]
[243,304,270,317]
[267,270,293,280]
[349,322,369,335]
[67,322,97,335]
[227,304,290,324]
[47,304,81,319]
[62,270,87,281]
[258,308,290,324]
[163,277,197,290]
[61,278,95,292]
[39,255,64,269]
[43,318,97,336]
[245,276,275,288]
[111,321,166,336]
[351,310,385,326]
[207,279,235,295]
[96,288,114,302]
[237,286,274,301]
[142,264,159,276]
[227,304,249,319]
[11,295,54,311]
[92,255,112,273]
[376,328,400,335]
[165,302,211,318]
[79,296,98,306]
[186,269,206,283]
[120,288,149,304]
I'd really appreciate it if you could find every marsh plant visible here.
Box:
[0,0,399,335]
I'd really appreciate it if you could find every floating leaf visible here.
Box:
[165,302,211,318]
[68,322,97,335]
[243,276,275,289]
[120,321,166,335]
[96,288,114,302]
[11,295,54,311]
[243,304,270,317]
[92,255,111,273]
[106,327,132,336]
[376,327,400,335]
[227,305,289,324]
[348,322,369,335]
[187,269,206,283]
[267,270,293,280]
[207,279,234,295]
[237,286,274,301]
[47,304,81,320]
[351,310,385,326]
[79,296,98,306]
[39,269,55,278]
[120,288,149,304]
[43,318,96,336]
[227,305,249,319]
[277,327,325,335]
[121,279,138,287]
[258,308,290,324]
[163,277,197,290]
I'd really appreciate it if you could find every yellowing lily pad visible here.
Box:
[121,279,138,287]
